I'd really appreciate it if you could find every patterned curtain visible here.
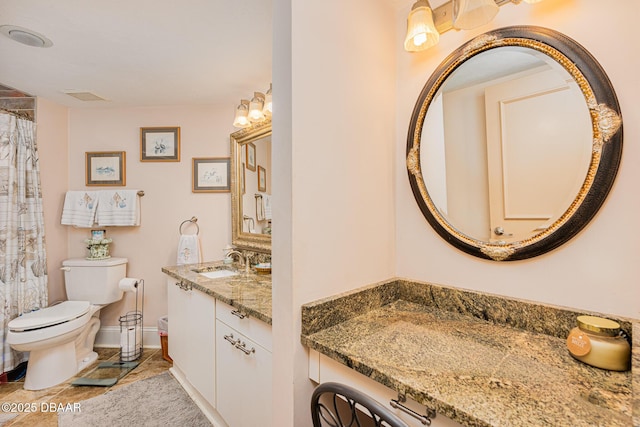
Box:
[0,111,48,374]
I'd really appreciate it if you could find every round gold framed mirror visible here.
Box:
[407,26,622,261]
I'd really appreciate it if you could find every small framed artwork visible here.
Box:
[86,151,126,186]
[246,142,256,171]
[258,165,267,192]
[192,157,231,193]
[140,127,180,162]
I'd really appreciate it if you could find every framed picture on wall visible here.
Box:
[258,165,266,192]
[140,127,180,161]
[246,142,256,171]
[86,151,126,186]
[192,157,231,193]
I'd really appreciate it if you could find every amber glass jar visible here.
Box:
[566,315,630,371]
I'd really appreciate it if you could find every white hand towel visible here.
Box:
[177,234,201,265]
[263,194,272,220]
[96,190,141,226]
[61,191,98,227]
[256,195,265,221]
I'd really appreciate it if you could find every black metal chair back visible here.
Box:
[311,382,409,427]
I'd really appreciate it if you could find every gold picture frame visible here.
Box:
[258,165,266,192]
[140,127,180,162]
[86,151,126,186]
[192,157,231,193]
[246,142,256,171]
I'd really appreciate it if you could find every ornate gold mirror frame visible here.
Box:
[230,120,272,253]
[407,26,622,261]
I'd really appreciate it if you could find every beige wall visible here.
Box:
[395,0,640,319]
[272,0,397,425]
[67,105,238,327]
[36,98,69,304]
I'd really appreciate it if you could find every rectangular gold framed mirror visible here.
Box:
[230,120,272,253]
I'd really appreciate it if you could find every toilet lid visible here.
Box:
[9,301,90,331]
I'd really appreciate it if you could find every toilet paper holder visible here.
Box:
[118,277,144,362]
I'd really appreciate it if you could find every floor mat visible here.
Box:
[71,361,139,387]
[59,372,212,426]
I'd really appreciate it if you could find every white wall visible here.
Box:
[395,0,640,319]
[272,0,397,425]
[67,105,237,327]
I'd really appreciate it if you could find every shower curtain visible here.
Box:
[0,111,48,375]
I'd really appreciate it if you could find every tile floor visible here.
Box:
[0,347,172,426]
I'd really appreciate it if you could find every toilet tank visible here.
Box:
[62,257,128,304]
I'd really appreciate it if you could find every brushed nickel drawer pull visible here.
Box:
[390,394,434,426]
[224,334,237,345]
[235,341,255,355]
[231,309,246,319]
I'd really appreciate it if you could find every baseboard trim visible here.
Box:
[95,326,161,349]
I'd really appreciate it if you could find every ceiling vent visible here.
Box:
[63,91,109,102]
[0,25,53,48]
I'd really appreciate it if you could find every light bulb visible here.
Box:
[413,33,428,47]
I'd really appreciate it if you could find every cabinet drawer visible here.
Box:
[216,320,272,427]
[216,300,272,351]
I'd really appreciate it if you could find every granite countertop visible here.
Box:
[162,260,272,324]
[301,279,633,427]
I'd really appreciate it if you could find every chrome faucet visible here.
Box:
[225,250,252,274]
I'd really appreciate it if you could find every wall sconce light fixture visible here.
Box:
[233,99,251,128]
[248,92,266,122]
[404,0,440,52]
[404,0,546,52]
[453,0,499,30]
[233,84,272,128]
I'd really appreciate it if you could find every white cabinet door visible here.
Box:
[167,278,190,371]
[166,278,216,407]
[216,319,272,427]
[187,290,216,405]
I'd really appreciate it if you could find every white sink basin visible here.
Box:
[199,269,239,279]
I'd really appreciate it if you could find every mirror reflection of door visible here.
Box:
[484,68,592,242]
[422,46,592,243]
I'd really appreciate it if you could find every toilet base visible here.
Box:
[19,313,103,390]
[24,341,78,391]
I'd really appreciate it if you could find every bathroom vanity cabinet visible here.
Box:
[162,262,273,427]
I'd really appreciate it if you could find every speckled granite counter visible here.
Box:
[301,279,634,427]
[162,261,271,324]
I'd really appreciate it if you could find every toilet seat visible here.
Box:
[8,301,90,332]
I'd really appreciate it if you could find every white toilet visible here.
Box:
[7,257,128,390]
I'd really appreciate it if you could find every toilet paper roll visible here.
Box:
[120,326,141,350]
[119,278,139,292]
